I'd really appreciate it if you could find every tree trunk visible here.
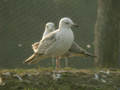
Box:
[94,0,120,67]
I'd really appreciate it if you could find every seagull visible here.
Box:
[32,22,55,53]
[24,18,96,69]
[32,22,56,66]
[24,17,75,64]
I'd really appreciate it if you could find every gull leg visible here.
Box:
[58,57,61,68]
[56,56,61,69]
[65,57,68,67]
[56,56,59,69]
[52,56,55,69]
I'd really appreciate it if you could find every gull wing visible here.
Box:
[37,31,57,54]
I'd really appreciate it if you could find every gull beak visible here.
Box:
[73,24,79,28]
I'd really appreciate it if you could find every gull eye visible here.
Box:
[46,25,49,28]
[64,22,69,24]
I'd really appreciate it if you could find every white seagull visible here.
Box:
[32,22,56,66]
[24,18,96,68]
[32,22,55,53]
[24,17,75,64]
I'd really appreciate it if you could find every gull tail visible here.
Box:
[81,51,96,58]
[70,51,96,58]
[32,42,39,52]
[69,41,97,58]
[24,53,46,64]
[24,53,38,64]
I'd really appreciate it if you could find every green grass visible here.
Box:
[0,68,120,90]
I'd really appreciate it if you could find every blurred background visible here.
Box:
[0,0,97,68]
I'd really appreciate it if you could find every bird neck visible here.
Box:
[43,29,50,37]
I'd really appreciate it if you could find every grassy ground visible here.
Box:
[0,67,120,90]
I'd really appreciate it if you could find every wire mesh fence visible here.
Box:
[0,0,97,68]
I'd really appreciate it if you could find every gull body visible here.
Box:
[41,28,74,56]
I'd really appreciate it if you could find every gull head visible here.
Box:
[59,17,76,29]
[45,22,55,32]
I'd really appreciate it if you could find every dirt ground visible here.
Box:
[0,68,120,90]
